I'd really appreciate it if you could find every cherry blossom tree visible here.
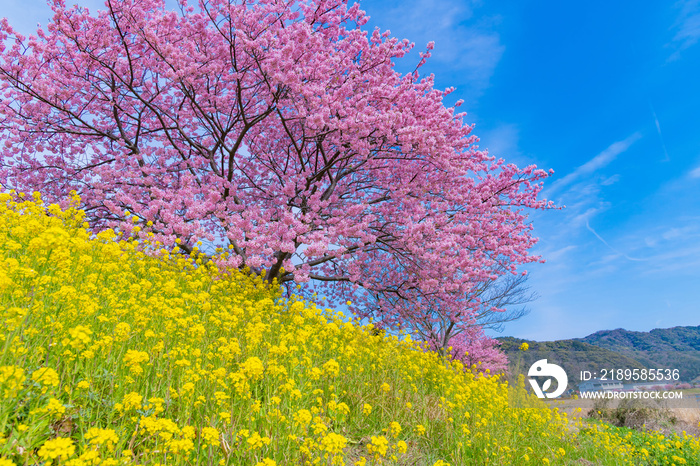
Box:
[0,0,552,335]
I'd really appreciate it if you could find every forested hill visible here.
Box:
[499,325,700,384]
[578,325,700,383]
[498,338,647,388]
[579,325,700,352]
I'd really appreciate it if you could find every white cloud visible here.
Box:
[650,105,670,162]
[365,0,504,95]
[600,174,620,186]
[543,245,577,262]
[585,220,647,262]
[547,132,642,196]
[644,236,658,248]
[689,165,700,178]
[641,243,700,274]
[1,0,111,36]
[570,206,604,228]
[661,225,696,240]
[676,14,700,47]
[668,0,700,61]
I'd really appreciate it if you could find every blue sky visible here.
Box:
[361,0,700,341]
[4,0,700,341]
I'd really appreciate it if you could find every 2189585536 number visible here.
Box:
[599,368,680,381]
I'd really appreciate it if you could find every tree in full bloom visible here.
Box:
[0,0,552,336]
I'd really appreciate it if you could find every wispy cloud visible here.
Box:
[650,104,670,161]
[570,206,605,228]
[365,0,504,95]
[543,245,577,262]
[600,174,620,186]
[689,165,700,178]
[645,246,700,273]
[585,220,647,262]
[668,0,700,61]
[662,225,698,240]
[1,0,110,35]
[547,133,642,196]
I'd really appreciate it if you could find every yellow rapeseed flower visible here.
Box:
[31,367,59,387]
[255,460,276,466]
[122,392,143,411]
[38,437,75,460]
[320,432,347,455]
[0,365,25,397]
[201,427,219,446]
[367,436,388,458]
[388,421,402,438]
[85,427,119,450]
[2,195,699,465]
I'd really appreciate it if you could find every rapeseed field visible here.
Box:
[0,192,698,465]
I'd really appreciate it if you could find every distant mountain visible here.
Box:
[577,325,700,383]
[498,325,700,386]
[498,337,647,388]
[579,325,700,352]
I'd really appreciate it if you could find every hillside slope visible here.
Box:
[1,193,699,465]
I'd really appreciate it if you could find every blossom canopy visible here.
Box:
[0,0,552,332]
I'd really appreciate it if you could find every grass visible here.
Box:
[0,191,699,465]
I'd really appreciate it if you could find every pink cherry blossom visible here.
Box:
[0,0,553,336]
